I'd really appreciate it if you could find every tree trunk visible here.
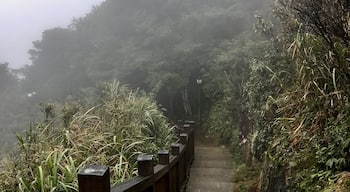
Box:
[259,156,286,192]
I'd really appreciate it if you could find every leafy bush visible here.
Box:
[0,81,176,191]
[249,1,350,190]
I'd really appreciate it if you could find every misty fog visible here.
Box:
[0,0,270,151]
[0,0,104,69]
[2,0,349,191]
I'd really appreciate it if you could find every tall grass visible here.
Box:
[0,81,176,191]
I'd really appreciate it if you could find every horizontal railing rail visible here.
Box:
[77,121,195,192]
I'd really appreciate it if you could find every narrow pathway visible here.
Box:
[187,137,234,192]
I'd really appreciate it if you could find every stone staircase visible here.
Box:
[187,138,234,192]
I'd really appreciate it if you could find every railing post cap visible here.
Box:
[171,143,181,148]
[137,154,153,161]
[78,165,109,176]
[158,150,170,155]
[185,120,195,124]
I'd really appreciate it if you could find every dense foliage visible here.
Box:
[0,82,175,191]
[1,0,269,152]
[2,0,350,191]
[242,0,350,191]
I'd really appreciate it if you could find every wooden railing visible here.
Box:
[77,121,195,192]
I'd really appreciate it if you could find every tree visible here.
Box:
[277,0,350,48]
[22,0,258,119]
[0,62,17,92]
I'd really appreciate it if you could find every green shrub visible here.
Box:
[0,81,176,191]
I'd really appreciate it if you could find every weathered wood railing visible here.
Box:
[77,121,195,192]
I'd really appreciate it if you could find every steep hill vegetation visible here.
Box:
[2,0,349,191]
[1,0,270,152]
[0,82,175,191]
[251,1,350,191]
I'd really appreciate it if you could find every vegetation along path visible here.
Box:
[187,136,234,192]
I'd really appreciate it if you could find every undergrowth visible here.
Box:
[0,81,176,191]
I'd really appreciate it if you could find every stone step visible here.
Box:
[189,167,233,181]
[194,154,232,161]
[187,180,233,192]
[195,146,230,151]
[195,146,232,153]
[195,150,232,161]
[191,159,233,169]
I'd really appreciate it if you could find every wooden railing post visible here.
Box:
[182,124,190,134]
[137,154,155,192]
[78,165,110,192]
[170,143,181,192]
[171,143,181,155]
[137,154,154,177]
[179,133,189,188]
[185,121,195,164]
[179,133,188,145]
[156,150,170,192]
[158,150,170,165]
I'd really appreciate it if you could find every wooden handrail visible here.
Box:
[78,122,195,192]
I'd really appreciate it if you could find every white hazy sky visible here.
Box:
[0,0,104,69]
